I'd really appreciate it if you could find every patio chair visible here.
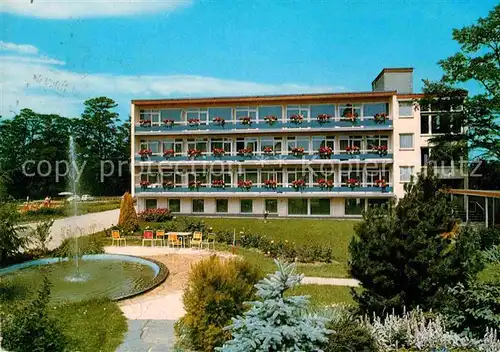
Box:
[155,230,166,246]
[142,230,155,247]
[111,229,126,246]
[203,232,216,251]
[167,233,182,248]
[190,231,203,249]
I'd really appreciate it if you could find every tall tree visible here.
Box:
[73,97,130,195]
[420,4,499,161]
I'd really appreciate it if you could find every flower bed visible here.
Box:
[138,208,173,222]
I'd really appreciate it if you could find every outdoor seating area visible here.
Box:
[110,229,217,249]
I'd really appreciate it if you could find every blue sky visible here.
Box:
[0,0,497,118]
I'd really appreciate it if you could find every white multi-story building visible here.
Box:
[131,68,464,217]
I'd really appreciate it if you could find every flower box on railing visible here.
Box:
[318,146,333,159]
[373,113,388,124]
[371,145,388,156]
[163,149,175,159]
[188,149,201,159]
[212,148,226,157]
[347,178,360,189]
[188,181,202,190]
[237,148,253,157]
[163,119,175,128]
[138,148,153,160]
[317,114,332,124]
[188,118,200,127]
[162,181,174,189]
[289,114,304,124]
[345,146,361,155]
[375,179,388,190]
[240,116,252,125]
[213,116,225,126]
[140,180,150,190]
[291,147,305,157]
[264,115,278,125]
[341,105,359,125]
[264,179,277,189]
[263,146,274,155]
[139,119,151,127]
[291,179,306,191]
[238,180,252,191]
[211,180,226,189]
[318,178,334,190]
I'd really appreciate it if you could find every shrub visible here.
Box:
[52,232,105,258]
[0,201,29,267]
[175,256,260,352]
[29,219,54,255]
[138,208,173,222]
[218,260,331,352]
[443,281,500,338]
[1,276,67,352]
[349,173,484,315]
[117,192,139,234]
[24,206,65,217]
[477,227,500,250]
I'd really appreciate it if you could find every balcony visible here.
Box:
[134,185,393,197]
[135,152,394,164]
[134,118,393,135]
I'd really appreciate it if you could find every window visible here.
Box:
[339,104,361,119]
[216,199,228,213]
[287,168,310,185]
[260,137,283,154]
[258,106,282,123]
[168,199,180,212]
[192,199,204,213]
[421,114,430,134]
[312,167,335,186]
[364,103,388,118]
[187,138,208,154]
[345,198,364,215]
[367,198,389,208]
[162,138,183,155]
[340,167,363,186]
[311,104,335,119]
[265,199,278,213]
[311,136,335,152]
[235,107,257,123]
[399,133,414,149]
[240,199,253,213]
[339,136,363,153]
[237,169,258,184]
[421,147,430,165]
[208,107,232,124]
[161,109,183,123]
[366,135,389,150]
[210,168,232,185]
[140,140,160,154]
[287,136,310,154]
[261,169,283,186]
[310,198,330,215]
[145,199,157,210]
[188,170,207,186]
[366,166,391,187]
[210,138,232,155]
[186,108,208,124]
[236,137,258,153]
[286,105,309,122]
[141,170,159,185]
[288,198,308,215]
[400,166,414,182]
[162,171,183,187]
[399,101,413,117]
[140,109,161,125]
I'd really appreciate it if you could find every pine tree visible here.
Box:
[117,192,139,234]
[349,172,483,315]
[217,260,331,352]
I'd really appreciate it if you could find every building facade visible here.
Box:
[131,68,464,217]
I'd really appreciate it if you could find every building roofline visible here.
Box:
[372,68,414,85]
[132,91,397,106]
[397,93,423,99]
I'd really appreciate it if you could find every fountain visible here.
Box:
[0,136,168,303]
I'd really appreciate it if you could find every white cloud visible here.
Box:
[1,0,193,19]
[0,43,344,118]
[0,41,39,54]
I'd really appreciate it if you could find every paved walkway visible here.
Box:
[116,320,176,352]
[25,208,121,250]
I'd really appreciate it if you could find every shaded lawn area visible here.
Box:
[288,284,359,309]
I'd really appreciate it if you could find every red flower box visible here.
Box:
[139,119,151,127]
[291,179,306,190]
[347,178,360,189]
[345,146,361,155]
[264,115,278,125]
[240,116,252,125]
[140,180,150,189]
[375,179,388,188]
[317,114,332,123]
[188,118,200,126]
[374,112,388,124]
[213,116,225,126]
[318,146,333,158]
[188,180,202,190]
[263,146,274,155]
[162,180,174,189]
[138,149,153,160]
[238,180,253,190]
[291,147,305,156]
[264,179,277,189]
[163,119,174,127]
[237,148,253,156]
[372,145,388,156]
[290,114,304,124]
[212,148,225,157]
[188,149,201,158]
[318,178,334,189]
[211,180,226,189]
[163,149,175,159]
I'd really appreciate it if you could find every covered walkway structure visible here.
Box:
[449,189,500,228]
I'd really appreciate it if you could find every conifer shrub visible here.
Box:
[175,255,261,352]
[1,276,67,352]
[117,192,139,234]
[218,260,331,352]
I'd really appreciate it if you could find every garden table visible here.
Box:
[167,231,193,247]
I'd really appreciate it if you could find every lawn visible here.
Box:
[288,284,359,309]
[19,200,121,223]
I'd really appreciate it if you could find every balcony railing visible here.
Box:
[135,152,393,163]
[135,118,392,133]
[135,186,393,194]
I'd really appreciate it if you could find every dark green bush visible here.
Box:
[477,227,500,250]
[25,207,65,217]
[137,208,173,222]
[52,232,105,258]
[1,276,67,352]
[175,255,260,352]
[325,318,378,352]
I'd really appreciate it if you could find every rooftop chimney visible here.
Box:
[372,68,413,94]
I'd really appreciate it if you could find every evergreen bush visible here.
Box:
[117,192,139,234]
[175,255,260,352]
[218,260,331,352]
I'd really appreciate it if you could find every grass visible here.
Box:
[288,284,359,309]
[478,262,500,284]
[19,200,121,223]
